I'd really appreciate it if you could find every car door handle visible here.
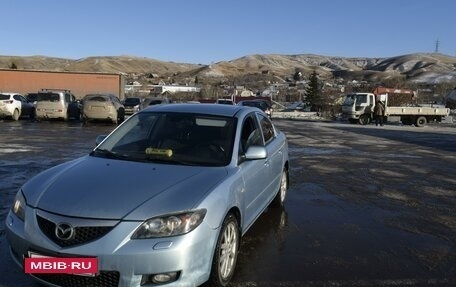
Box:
[264,160,270,167]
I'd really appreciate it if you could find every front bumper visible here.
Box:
[124,107,139,115]
[342,112,360,120]
[5,208,218,287]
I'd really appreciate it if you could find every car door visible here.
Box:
[256,113,284,202]
[238,113,270,229]
[13,94,29,117]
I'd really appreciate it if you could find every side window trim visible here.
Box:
[256,113,275,144]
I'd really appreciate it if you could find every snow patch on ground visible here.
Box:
[273,111,326,121]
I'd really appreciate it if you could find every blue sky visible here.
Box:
[2,0,455,64]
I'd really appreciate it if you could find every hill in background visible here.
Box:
[1,53,456,85]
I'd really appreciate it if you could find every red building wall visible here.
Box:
[0,69,124,99]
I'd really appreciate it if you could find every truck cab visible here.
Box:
[341,93,375,124]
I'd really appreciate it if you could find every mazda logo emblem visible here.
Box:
[55,223,74,241]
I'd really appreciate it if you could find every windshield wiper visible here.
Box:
[141,156,197,166]
[90,149,129,160]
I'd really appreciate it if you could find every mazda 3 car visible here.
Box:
[6,103,289,287]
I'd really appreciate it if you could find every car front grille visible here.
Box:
[36,215,114,248]
[34,271,120,287]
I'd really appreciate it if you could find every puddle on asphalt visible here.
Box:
[233,181,454,283]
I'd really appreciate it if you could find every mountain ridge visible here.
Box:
[1,53,456,84]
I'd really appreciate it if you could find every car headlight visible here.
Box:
[12,190,26,221]
[132,209,206,239]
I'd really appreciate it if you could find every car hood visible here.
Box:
[23,155,227,220]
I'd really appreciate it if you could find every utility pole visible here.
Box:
[435,39,440,53]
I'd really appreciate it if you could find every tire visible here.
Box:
[415,116,427,127]
[271,168,288,207]
[358,114,370,125]
[208,213,240,287]
[12,109,20,121]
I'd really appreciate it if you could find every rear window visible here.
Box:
[0,94,11,100]
[37,93,60,102]
[85,95,107,102]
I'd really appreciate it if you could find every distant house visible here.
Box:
[240,89,254,97]
[150,85,201,95]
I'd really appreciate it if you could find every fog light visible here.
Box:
[153,272,177,283]
[141,271,179,285]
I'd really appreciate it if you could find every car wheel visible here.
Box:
[415,116,427,127]
[271,168,288,207]
[12,109,20,121]
[209,213,240,287]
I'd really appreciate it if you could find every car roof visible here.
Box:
[142,103,254,117]
[84,93,115,97]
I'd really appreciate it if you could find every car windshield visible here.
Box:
[147,100,163,106]
[342,94,355,106]
[37,93,60,102]
[92,112,236,166]
[355,94,367,106]
[124,98,140,105]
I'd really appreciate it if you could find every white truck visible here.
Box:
[341,87,450,127]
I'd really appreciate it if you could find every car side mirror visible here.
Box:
[244,146,267,160]
[95,135,107,146]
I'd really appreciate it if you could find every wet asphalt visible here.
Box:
[0,118,455,287]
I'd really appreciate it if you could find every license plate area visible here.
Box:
[26,251,98,276]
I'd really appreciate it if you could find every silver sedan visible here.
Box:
[6,103,289,287]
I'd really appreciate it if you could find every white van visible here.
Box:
[35,89,81,121]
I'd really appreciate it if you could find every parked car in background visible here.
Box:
[0,92,35,120]
[237,99,273,118]
[25,93,39,107]
[140,96,171,110]
[216,99,234,105]
[35,89,81,121]
[82,93,125,124]
[123,97,142,115]
[6,104,289,287]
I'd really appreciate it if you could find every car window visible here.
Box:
[125,98,140,105]
[0,94,11,100]
[13,95,22,101]
[37,93,60,102]
[258,114,274,144]
[239,115,263,154]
